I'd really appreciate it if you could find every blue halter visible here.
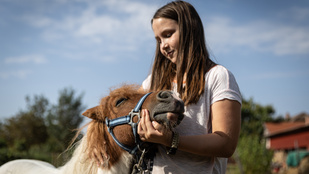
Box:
[105,92,152,154]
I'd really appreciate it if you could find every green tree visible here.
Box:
[46,87,85,153]
[233,98,276,174]
[0,87,85,166]
[237,135,273,174]
[241,98,275,138]
[1,95,49,151]
[0,95,50,165]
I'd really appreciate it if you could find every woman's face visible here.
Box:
[152,17,180,64]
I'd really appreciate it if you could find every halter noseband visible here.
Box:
[105,92,152,154]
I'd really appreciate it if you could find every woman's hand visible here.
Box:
[138,109,173,147]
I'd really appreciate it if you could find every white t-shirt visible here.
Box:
[142,65,242,174]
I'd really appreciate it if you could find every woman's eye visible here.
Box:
[115,98,127,107]
[166,33,172,37]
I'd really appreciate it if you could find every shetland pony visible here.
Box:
[0,85,184,174]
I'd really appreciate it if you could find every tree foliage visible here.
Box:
[241,98,275,137]
[234,97,276,174]
[0,87,85,166]
[1,95,49,151]
[46,88,85,153]
[237,134,273,174]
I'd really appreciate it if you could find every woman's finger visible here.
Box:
[152,120,164,133]
[138,122,145,141]
[138,109,147,141]
[144,109,155,131]
[140,109,147,131]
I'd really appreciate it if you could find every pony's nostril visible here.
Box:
[157,91,172,101]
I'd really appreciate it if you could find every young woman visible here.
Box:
[137,1,242,173]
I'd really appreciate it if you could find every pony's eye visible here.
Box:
[115,98,127,107]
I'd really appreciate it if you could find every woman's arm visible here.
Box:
[179,99,241,157]
[138,99,241,158]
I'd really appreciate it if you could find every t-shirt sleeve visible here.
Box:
[142,74,152,91]
[209,66,242,105]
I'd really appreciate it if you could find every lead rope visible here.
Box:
[131,149,146,174]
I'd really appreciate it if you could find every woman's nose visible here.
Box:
[160,41,168,50]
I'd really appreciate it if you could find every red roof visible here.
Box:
[264,122,306,137]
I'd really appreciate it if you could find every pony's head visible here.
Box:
[82,85,184,169]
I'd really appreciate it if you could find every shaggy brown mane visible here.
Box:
[86,84,145,169]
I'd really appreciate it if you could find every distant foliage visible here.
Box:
[0,87,85,166]
[237,135,273,174]
[47,88,85,153]
[233,97,277,174]
[241,98,275,137]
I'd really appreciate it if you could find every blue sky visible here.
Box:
[1,0,308,122]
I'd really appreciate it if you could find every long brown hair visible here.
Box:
[150,0,215,105]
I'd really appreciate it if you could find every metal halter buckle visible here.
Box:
[105,92,152,154]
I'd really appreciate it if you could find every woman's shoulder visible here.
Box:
[208,65,228,73]
[206,65,242,104]
[142,74,152,90]
[206,65,233,80]
[206,65,240,91]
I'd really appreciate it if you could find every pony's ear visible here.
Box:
[82,106,100,120]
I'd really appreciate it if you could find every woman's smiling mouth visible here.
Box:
[167,50,174,57]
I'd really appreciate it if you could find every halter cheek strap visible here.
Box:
[105,92,152,154]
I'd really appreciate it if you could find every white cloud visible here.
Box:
[5,55,48,64]
[75,15,122,38]
[0,70,32,79]
[11,0,158,64]
[205,16,309,56]
[23,0,156,48]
